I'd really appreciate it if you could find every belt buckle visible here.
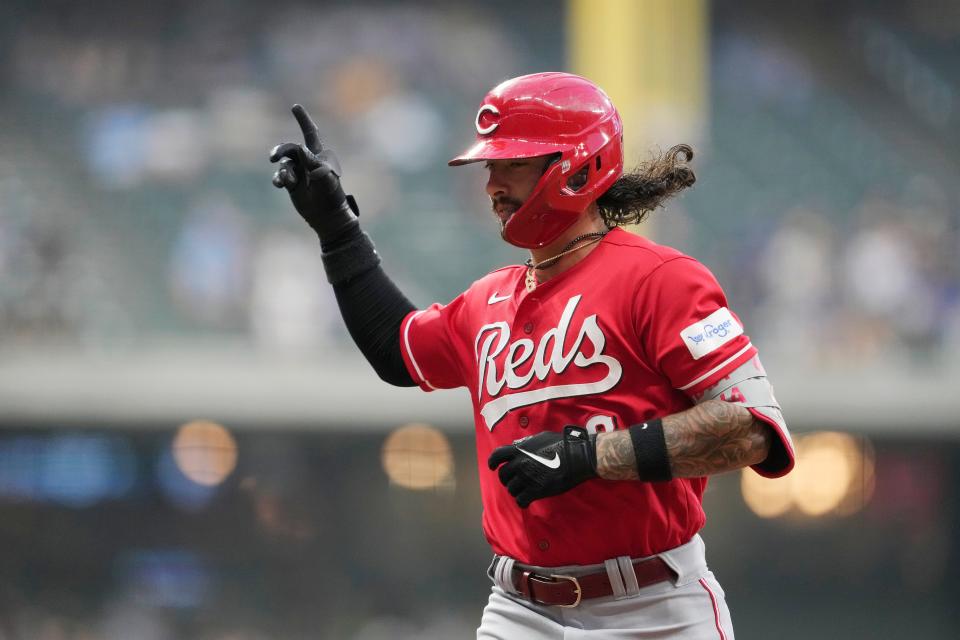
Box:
[549,574,582,608]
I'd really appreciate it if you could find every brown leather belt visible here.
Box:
[512,556,675,608]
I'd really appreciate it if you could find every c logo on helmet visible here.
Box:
[475,104,500,135]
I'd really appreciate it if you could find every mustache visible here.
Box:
[491,196,523,213]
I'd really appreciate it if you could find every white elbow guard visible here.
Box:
[695,356,794,475]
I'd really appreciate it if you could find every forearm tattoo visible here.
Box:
[595,429,643,481]
[595,400,772,480]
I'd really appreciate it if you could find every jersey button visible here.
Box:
[523,322,534,334]
[518,416,529,428]
[537,539,550,551]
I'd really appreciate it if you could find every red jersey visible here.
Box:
[399,228,793,566]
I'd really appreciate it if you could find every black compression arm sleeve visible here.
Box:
[332,265,417,387]
[321,221,417,387]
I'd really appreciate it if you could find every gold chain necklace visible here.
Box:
[524,230,608,292]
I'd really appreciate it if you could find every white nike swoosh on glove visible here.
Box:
[487,292,511,304]
[518,448,561,469]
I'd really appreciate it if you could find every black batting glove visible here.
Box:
[269,104,359,244]
[488,426,598,508]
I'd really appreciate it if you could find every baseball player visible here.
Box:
[271,72,794,639]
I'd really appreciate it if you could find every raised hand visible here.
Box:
[270,104,357,240]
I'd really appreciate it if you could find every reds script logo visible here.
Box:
[474,295,622,429]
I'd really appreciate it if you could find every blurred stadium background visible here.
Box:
[1,0,959,637]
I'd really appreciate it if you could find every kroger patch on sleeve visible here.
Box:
[679,307,744,360]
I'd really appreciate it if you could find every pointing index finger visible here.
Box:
[291,104,322,153]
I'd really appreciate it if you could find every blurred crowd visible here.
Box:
[0,0,556,354]
[2,0,957,372]
[752,185,959,368]
[685,6,960,370]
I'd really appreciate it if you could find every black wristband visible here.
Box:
[628,419,672,482]
[320,229,382,285]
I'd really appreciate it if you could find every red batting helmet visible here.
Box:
[449,72,624,248]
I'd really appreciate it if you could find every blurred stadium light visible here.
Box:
[172,419,238,486]
[741,431,876,519]
[381,423,455,491]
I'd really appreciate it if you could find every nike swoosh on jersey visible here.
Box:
[517,448,561,469]
[487,292,511,305]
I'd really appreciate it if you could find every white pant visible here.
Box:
[477,535,734,639]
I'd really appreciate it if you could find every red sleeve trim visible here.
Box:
[676,343,757,396]
[747,407,796,478]
[399,310,437,392]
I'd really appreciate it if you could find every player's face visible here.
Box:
[485,156,552,226]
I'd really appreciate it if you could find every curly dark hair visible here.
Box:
[596,144,696,227]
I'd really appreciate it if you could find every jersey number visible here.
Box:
[585,414,618,435]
